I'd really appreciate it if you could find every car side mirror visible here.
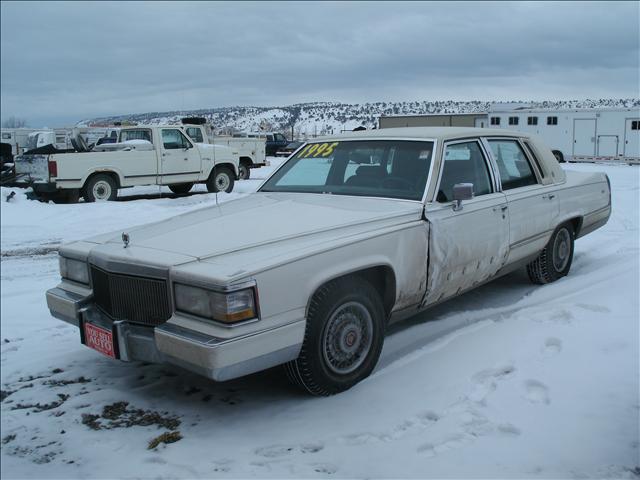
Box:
[452,183,474,211]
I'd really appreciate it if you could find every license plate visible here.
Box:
[83,322,116,358]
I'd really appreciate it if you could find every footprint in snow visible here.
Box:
[542,337,563,356]
[338,410,440,445]
[523,380,550,404]
[469,365,516,403]
[310,463,338,475]
[254,443,324,458]
[576,303,611,313]
[418,433,473,457]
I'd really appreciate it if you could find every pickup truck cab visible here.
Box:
[14,125,240,202]
[46,128,611,394]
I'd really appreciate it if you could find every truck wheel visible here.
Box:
[527,222,575,284]
[553,150,565,163]
[238,162,251,180]
[284,276,385,396]
[206,166,234,193]
[168,183,194,194]
[83,174,117,202]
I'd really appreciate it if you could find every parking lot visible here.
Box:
[1,162,638,478]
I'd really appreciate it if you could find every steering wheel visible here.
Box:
[382,176,414,190]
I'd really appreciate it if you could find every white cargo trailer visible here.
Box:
[481,107,639,163]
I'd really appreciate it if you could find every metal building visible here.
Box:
[378,113,487,129]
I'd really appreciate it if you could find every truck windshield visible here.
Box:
[260,140,433,201]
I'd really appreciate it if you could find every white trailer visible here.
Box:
[480,107,639,163]
[1,128,41,159]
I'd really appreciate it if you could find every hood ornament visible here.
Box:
[122,232,130,248]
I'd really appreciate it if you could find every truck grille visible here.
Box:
[90,266,172,326]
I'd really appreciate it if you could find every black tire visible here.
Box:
[553,150,565,163]
[168,183,194,194]
[527,222,575,284]
[83,174,118,202]
[285,276,385,396]
[206,166,234,193]
[238,162,251,180]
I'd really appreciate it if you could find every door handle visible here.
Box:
[162,153,167,157]
[543,194,556,200]
[493,205,508,212]
[184,158,188,161]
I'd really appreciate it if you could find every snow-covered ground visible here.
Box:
[1,162,638,479]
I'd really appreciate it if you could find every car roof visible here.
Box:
[315,127,524,142]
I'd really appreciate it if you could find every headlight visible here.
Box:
[59,256,89,284]
[174,283,258,324]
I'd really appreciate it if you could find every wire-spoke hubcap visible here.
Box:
[322,301,373,375]
[92,181,112,201]
[552,228,571,272]
[216,173,230,191]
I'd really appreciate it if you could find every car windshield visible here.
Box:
[260,140,434,201]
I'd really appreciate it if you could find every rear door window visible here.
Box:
[488,139,538,190]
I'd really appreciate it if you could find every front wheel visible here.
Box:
[527,222,575,284]
[285,276,385,396]
[206,166,235,193]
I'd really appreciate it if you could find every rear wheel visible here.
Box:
[206,166,234,193]
[168,183,193,194]
[83,174,117,202]
[285,276,385,396]
[238,162,251,180]
[527,223,575,284]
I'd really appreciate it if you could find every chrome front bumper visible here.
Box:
[46,287,304,382]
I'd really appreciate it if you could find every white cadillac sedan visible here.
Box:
[47,127,611,395]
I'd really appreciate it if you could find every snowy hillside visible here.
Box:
[82,99,640,138]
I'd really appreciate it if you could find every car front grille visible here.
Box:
[90,265,172,326]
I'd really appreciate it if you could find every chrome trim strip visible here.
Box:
[509,229,553,250]
[156,318,304,347]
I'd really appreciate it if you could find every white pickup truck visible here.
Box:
[180,119,267,180]
[14,125,240,202]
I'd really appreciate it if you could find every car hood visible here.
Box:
[86,193,423,274]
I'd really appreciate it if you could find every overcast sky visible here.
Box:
[1,1,638,127]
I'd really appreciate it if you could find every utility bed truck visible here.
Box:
[180,118,267,180]
[14,125,240,202]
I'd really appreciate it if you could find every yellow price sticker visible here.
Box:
[296,142,340,159]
